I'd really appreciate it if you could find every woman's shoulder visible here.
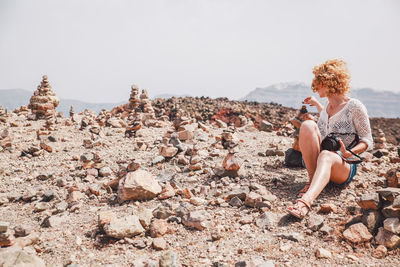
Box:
[348,98,366,108]
[348,97,369,114]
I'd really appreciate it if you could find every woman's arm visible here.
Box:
[339,140,368,158]
[303,96,323,113]
[351,100,373,151]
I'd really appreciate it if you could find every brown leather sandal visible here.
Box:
[288,198,311,219]
[297,182,311,198]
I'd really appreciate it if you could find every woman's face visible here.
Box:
[315,83,327,98]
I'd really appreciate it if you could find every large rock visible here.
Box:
[357,193,380,210]
[382,204,400,218]
[103,215,145,239]
[375,227,400,249]
[182,210,212,230]
[225,187,250,201]
[343,223,373,243]
[307,214,324,231]
[383,218,400,234]
[159,146,179,158]
[118,170,162,202]
[362,210,383,234]
[255,212,283,230]
[222,153,241,172]
[177,130,193,141]
[150,219,169,238]
[259,120,273,132]
[0,247,45,267]
[386,168,400,188]
[315,248,332,259]
[377,188,400,202]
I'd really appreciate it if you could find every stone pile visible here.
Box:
[140,89,155,115]
[28,75,59,119]
[13,105,30,116]
[152,96,295,131]
[128,84,141,112]
[375,129,387,149]
[212,130,243,177]
[345,187,400,253]
[123,85,160,135]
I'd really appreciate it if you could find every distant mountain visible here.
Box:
[241,82,400,118]
[0,89,124,115]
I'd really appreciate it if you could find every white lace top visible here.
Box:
[317,98,373,151]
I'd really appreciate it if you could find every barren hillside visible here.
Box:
[1,96,400,267]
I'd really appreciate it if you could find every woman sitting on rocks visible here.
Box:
[288,58,373,219]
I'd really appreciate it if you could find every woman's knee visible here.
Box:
[317,150,336,164]
[299,120,318,138]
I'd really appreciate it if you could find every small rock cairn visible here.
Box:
[375,129,386,149]
[28,75,59,120]
[125,86,156,137]
[212,129,243,177]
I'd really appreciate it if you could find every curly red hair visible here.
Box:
[311,59,351,96]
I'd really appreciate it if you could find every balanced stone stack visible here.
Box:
[139,89,156,126]
[124,85,143,136]
[69,106,75,117]
[375,129,387,149]
[128,85,141,112]
[28,75,59,119]
[140,89,154,114]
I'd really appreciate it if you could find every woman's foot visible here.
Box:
[297,182,311,198]
[288,198,311,219]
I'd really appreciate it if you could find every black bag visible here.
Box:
[284,148,304,168]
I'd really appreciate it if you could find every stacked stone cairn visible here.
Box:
[375,129,386,149]
[125,85,143,137]
[372,129,392,161]
[69,106,75,117]
[140,89,155,115]
[212,129,243,177]
[28,75,59,120]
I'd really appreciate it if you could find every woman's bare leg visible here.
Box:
[301,151,351,205]
[299,120,321,182]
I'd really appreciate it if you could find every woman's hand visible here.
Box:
[338,140,352,159]
[303,96,318,106]
[303,96,323,113]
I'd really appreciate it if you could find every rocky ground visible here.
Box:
[0,97,400,267]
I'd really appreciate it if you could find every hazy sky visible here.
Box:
[0,0,399,103]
